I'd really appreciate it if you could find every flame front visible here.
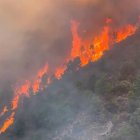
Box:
[55,66,67,80]
[115,25,137,43]
[0,112,15,134]
[32,64,49,94]
[0,19,138,134]
[0,106,8,117]
[71,20,137,66]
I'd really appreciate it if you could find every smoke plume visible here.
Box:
[0,0,140,139]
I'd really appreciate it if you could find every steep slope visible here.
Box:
[1,29,140,140]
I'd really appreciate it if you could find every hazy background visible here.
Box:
[0,0,140,140]
[0,0,140,87]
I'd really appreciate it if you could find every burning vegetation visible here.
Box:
[0,0,140,140]
[0,18,138,136]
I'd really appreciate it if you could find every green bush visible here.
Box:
[95,74,112,95]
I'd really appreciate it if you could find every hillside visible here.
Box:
[1,29,140,140]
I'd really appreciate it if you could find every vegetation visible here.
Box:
[1,31,140,140]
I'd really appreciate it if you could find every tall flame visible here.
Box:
[71,24,111,66]
[32,64,49,94]
[0,19,138,134]
[70,20,137,66]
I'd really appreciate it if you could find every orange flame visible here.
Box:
[32,64,48,94]
[55,66,67,80]
[0,19,138,134]
[0,106,8,117]
[115,24,137,43]
[71,21,111,66]
[12,80,31,110]
[71,21,82,58]
[11,95,20,111]
[71,20,137,66]
[0,112,15,134]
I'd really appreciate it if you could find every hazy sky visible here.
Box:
[0,0,139,89]
[0,0,140,139]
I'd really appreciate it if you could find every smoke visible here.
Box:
[0,0,139,85]
[0,0,140,139]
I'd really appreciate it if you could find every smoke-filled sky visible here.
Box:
[0,0,140,139]
[0,0,140,102]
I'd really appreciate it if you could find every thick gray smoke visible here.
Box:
[0,0,140,139]
[0,0,140,86]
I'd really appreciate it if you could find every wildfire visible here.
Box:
[0,112,15,134]
[71,20,137,66]
[32,64,48,94]
[0,106,8,117]
[115,25,137,43]
[71,21,82,58]
[71,24,111,66]
[0,19,138,134]
[55,66,67,80]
